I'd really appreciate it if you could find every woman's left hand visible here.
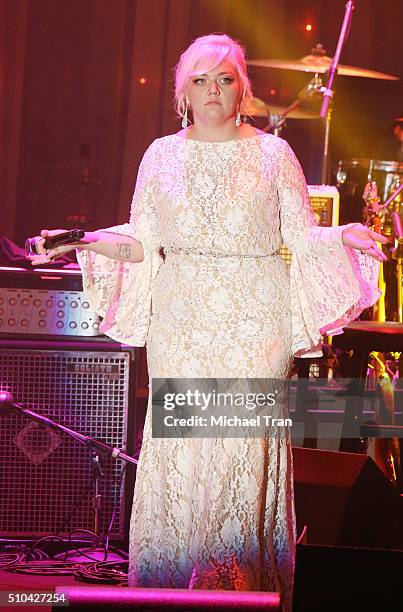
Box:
[341,223,388,262]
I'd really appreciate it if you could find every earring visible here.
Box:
[182,101,190,128]
[181,106,188,129]
[236,90,245,128]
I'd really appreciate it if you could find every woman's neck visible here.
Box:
[185,121,256,142]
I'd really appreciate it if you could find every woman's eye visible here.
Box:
[192,77,234,86]
[218,77,234,85]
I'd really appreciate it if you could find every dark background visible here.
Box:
[1,0,402,244]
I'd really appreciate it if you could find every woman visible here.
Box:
[29,34,386,611]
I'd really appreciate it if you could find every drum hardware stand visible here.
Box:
[364,355,403,491]
[264,72,325,136]
[265,0,355,183]
[364,181,403,229]
[363,181,386,321]
[359,193,403,490]
[382,183,403,212]
[320,0,355,183]
[391,209,403,323]
[321,104,333,185]
[0,390,137,556]
[363,182,403,322]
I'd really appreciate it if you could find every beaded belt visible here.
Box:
[163,247,278,258]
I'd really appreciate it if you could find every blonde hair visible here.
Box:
[174,33,253,118]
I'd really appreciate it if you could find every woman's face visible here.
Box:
[185,59,241,125]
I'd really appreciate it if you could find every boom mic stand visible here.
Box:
[0,390,137,557]
[0,391,137,465]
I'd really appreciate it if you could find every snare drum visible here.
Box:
[336,158,403,225]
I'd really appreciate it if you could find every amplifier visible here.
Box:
[0,266,102,337]
[0,339,135,539]
[280,185,340,265]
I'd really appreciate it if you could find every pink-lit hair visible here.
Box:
[174,33,253,118]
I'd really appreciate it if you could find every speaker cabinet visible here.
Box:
[294,543,403,612]
[280,185,340,265]
[293,446,403,549]
[0,339,135,539]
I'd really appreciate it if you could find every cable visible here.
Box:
[64,529,108,562]
[4,561,83,576]
[3,556,128,583]
[105,463,127,551]
[296,525,308,545]
[55,479,96,535]
[0,553,25,568]
[74,560,128,585]
[26,535,65,562]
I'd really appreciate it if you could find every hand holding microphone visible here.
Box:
[26,228,86,265]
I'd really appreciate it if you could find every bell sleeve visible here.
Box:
[277,138,381,357]
[76,140,162,345]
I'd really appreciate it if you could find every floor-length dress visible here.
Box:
[77,132,380,610]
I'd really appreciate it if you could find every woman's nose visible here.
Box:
[208,80,220,95]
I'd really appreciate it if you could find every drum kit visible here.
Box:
[247,46,403,488]
[246,45,402,322]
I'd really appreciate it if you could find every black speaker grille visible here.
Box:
[0,349,130,538]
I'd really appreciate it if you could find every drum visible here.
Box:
[336,158,403,225]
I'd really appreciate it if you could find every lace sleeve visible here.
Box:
[277,138,381,357]
[76,140,162,346]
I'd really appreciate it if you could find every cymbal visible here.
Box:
[248,55,399,80]
[242,97,319,120]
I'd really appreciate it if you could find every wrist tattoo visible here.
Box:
[116,243,132,260]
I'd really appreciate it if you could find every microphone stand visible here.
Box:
[0,391,137,545]
[320,0,355,184]
[0,391,137,465]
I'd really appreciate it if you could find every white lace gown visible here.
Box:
[77,133,380,610]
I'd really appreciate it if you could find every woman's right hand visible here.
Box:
[27,230,144,264]
[26,229,79,265]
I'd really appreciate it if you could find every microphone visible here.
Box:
[25,229,85,256]
[0,390,23,415]
[0,390,66,429]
